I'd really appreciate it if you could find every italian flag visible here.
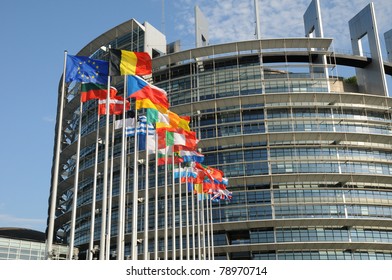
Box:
[158,129,198,149]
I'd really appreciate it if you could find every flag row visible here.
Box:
[64,50,231,201]
[66,50,151,84]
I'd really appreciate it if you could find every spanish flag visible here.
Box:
[109,49,152,76]
[135,99,167,113]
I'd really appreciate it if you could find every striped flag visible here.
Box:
[157,147,183,165]
[128,75,169,109]
[109,49,151,76]
[157,129,198,149]
[147,108,191,131]
[178,149,204,163]
[115,116,156,153]
[80,83,114,102]
[135,99,167,113]
[115,116,154,137]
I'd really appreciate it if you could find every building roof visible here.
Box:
[0,227,46,242]
[77,18,144,56]
[152,38,333,68]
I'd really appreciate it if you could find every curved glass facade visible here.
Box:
[150,38,392,260]
[50,17,392,260]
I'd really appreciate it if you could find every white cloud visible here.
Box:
[321,0,392,51]
[174,0,392,52]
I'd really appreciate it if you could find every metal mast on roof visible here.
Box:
[254,0,261,39]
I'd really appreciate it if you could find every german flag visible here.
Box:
[109,49,152,76]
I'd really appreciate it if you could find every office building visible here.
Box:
[0,227,68,260]
[48,1,392,260]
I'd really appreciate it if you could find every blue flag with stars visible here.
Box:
[65,55,108,85]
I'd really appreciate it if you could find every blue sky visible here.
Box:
[0,0,391,233]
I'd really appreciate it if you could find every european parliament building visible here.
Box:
[48,0,392,260]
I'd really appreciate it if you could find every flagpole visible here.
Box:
[131,107,139,260]
[143,119,150,260]
[185,167,190,260]
[117,80,127,260]
[121,77,129,260]
[197,188,201,260]
[88,114,100,260]
[68,100,83,260]
[120,133,129,259]
[178,162,183,260]
[209,196,215,260]
[191,179,196,260]
[47,50,67,259]
[106,114,116,260]
[171,150,176,260]
[99,76,111,260]
[201,193,206,260]
[122,128,128,258]
[164,149,168,260]
[206,192,211,260]
[154,130,159,260]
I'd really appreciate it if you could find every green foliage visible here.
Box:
[344,76,357,85]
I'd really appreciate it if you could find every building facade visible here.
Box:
[0,228,68,260]
[48,1,392,260]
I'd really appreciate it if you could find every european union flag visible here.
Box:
[65,55,108,85]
